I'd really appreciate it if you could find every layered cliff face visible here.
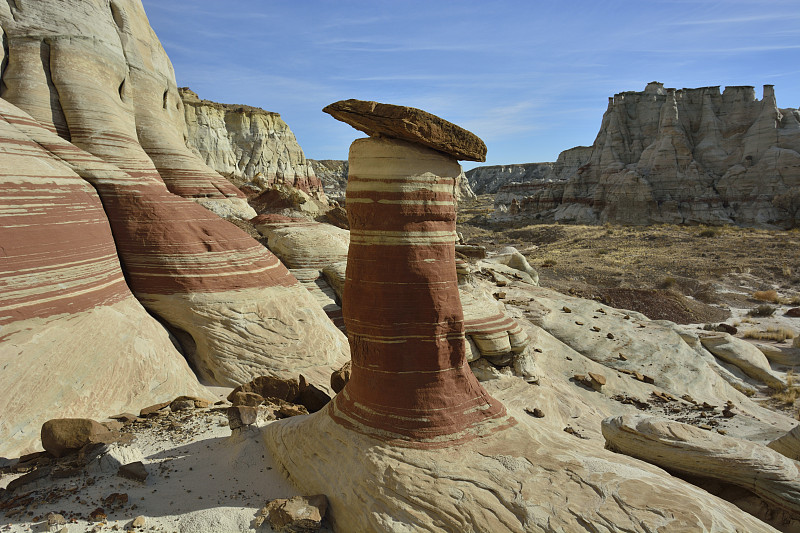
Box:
[492,83,800,227]
[466,162,558,194]
[181,88,324,199]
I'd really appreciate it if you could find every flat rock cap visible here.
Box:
[323,99,487,162]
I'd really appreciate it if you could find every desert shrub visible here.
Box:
[698,228,718,238]
[742,327,796,342]
[660,277,677,289]
[540,259,556,268]
[748,304,776,317]
[753,289,780,303]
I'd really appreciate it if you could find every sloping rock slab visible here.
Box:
[768,425,800,461]
[603,414,800,514]
[323,100,487,161]
[264,407,774,532]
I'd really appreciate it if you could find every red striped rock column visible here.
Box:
[330,137,514,447]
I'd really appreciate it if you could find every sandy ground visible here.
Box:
[0,388,333,533]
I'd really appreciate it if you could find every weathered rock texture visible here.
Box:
[0,0,254,220]
[0,0,348,390]
[181,88,324,199]
[488,83,800,227]
[252,216,349,331]
[323,100,487,161]
[0,99,209,457]
[309,159,348,199]
[603,415,800,515]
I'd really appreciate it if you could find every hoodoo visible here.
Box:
[329,115,512,445]
[263,101,772,532]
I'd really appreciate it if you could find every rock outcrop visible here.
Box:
[181,88,325,201]
[467,162,557,194]
[0,0,349,391]
[309,159,348,199]
[0,99,209,457]
[488,83,800,227]
[0,0,254,220]
[603,415,800,515]
[323,99,487,161]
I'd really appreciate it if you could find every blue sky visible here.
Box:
[142,0,800,170]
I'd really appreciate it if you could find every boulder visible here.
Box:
[263,495,328,532]
[323,100,487,161]
[41,419,114,458]
[228,376,301,404]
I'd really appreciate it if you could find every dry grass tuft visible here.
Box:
[748,304,776,317]
[753,289,780,303]
[773,370,800,405]
[742,327,796,342]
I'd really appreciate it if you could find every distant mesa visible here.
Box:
[323,99,488,162]
[470,82,800,228]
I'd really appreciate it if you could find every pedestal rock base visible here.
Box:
[263,407,774,532]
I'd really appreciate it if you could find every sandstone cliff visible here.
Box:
[466,162,558,194]
[181,88,324,198]
[491,83,800,227]
[0,0,348,455]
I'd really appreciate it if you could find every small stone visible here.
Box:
[699,424,713,431]
[89,507,107,522]
[717,429,728,435]
[623,315,630,320]
[227,406,259,430]
[587,372,606,390]
[132,515,146,528]
[606,333,615,340]
[786,307,800,318]
[228,376,300,404]
[562,306,572,313]
[493,292,507,300]
[47,512,67,527]
[591,326,601,332]
[618,353,627,361]
[278,404,309,418]
[722,408,736,418]
[118,461,148,482]
[266,494,328,532]
[169,399,195,412]
[330,360,352,394]
[139,402,170,417]
[109,413,141,424]
[229,391,265,407]
[524,407,545,418]
[575,321,584,326]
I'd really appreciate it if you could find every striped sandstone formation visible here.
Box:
[0,0,253,220]
[252,215,349,331]
[264,103,776,531]
[330,136,511,445]
[0,0,349,389]
[0,99,209,457]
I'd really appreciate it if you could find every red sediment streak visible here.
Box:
[0,101,299,297]
[0,141,129,326]
[331,138,512,448]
